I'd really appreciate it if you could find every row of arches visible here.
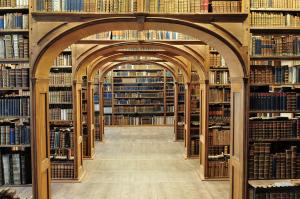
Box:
[30,15,249,199]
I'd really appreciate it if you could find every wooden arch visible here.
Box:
[30,16,248,199]
[73,41,205,81]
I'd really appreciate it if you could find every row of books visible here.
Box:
[0,153,29,185]
[249,117,300,140]
[250,0,300,9]
[252,35,300,56]
[251,12,300,27]
[0,34,29,59]
[208,106,230,123]
[113,85,164,91]
[209,88,230,103]
[49,90,72,103]
[0,96,29,116]
[207,160,229,178]
[50,127,74,149]
[209,53,226,68]
[112,115,173,125]
[0,13,28,30]
[50,148,73,161]
[167,105,174,112]
[251,192,300,199]
[248,144,300,180]
[90,30,194,40]
[208,126,230,146]
[250,65,300,84]
[0,0,28,7]
[49,108,73,121]
[36,0,89,12]
[114,92,164,98]
[250,92,300,111]
[211,1,241,13]
[209,71,230,84]
[0,123,30,145]
[53,53,72,66]
[0,65,29,88]
[51,161,74,179]
[190,138,199,156]
[113,106,164,113]
[116,64,161,71]
[208,145,229,156]
[49,72,72,86]
[113,98,163,105]
[113,77,163,83]
[113,71,163,77]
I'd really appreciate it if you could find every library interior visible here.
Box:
[0,0,300,199]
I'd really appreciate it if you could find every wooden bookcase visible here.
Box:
[185,69,201,158]
[0,1,31,186]
[202,48,231,179]
[248,0,300,198]
[174,72,185,141]
[101,64,174,126]
[49,47,77,180]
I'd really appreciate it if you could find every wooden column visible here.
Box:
[163,69,167,125]
[72,80,84,180]
[199,80,209,173]
[98,81,104,141]
[174,82,179,140]
[31,77,51,199]
[229,77,248,199]
[86,81,95,158]
[184,82,191,158]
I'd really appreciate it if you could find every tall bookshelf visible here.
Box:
[186,69,201,158]
[81,75,88,158]
[248,0,300,198]
[101,64,174,126]
[174,71,185,141]
[93,72,101,141]
[49,48,76,180]
[204,49,231,179]
[0,1,31,186]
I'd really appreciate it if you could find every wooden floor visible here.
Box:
[14,126,229,199]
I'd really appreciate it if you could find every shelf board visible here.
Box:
[0,87,30,91]
[250,55,300,60]
[250,8,300,12]
[0,58,29,63]
[113,112,165,115]
[249,138,300,142]
[114,104,164,106]
[248,179,300,189]
[250,27,300,34]
[49,120,73,125]
[250,83,300,87]
[113,90,163,92]
[114,96,164,99]
[0,29,29,33]
[249,110,299,113]
[0,116,30,120]
[0,7,29,11]
[0,144,30,148]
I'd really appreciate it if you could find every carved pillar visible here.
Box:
[229,77,249,199]
[31,77,51,199]
[72,80,84,179]
[199,80,209,173]
[86,81,95,158]
[184,82,191,158]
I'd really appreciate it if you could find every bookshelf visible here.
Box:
[49,48,76,180]
[0,1,31,186]
[174,72,185,141]
[185,69,201,158]
[248,0,300,198]
[93,72,101,141]
[203,49,231,179]
[101,64,175,126]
